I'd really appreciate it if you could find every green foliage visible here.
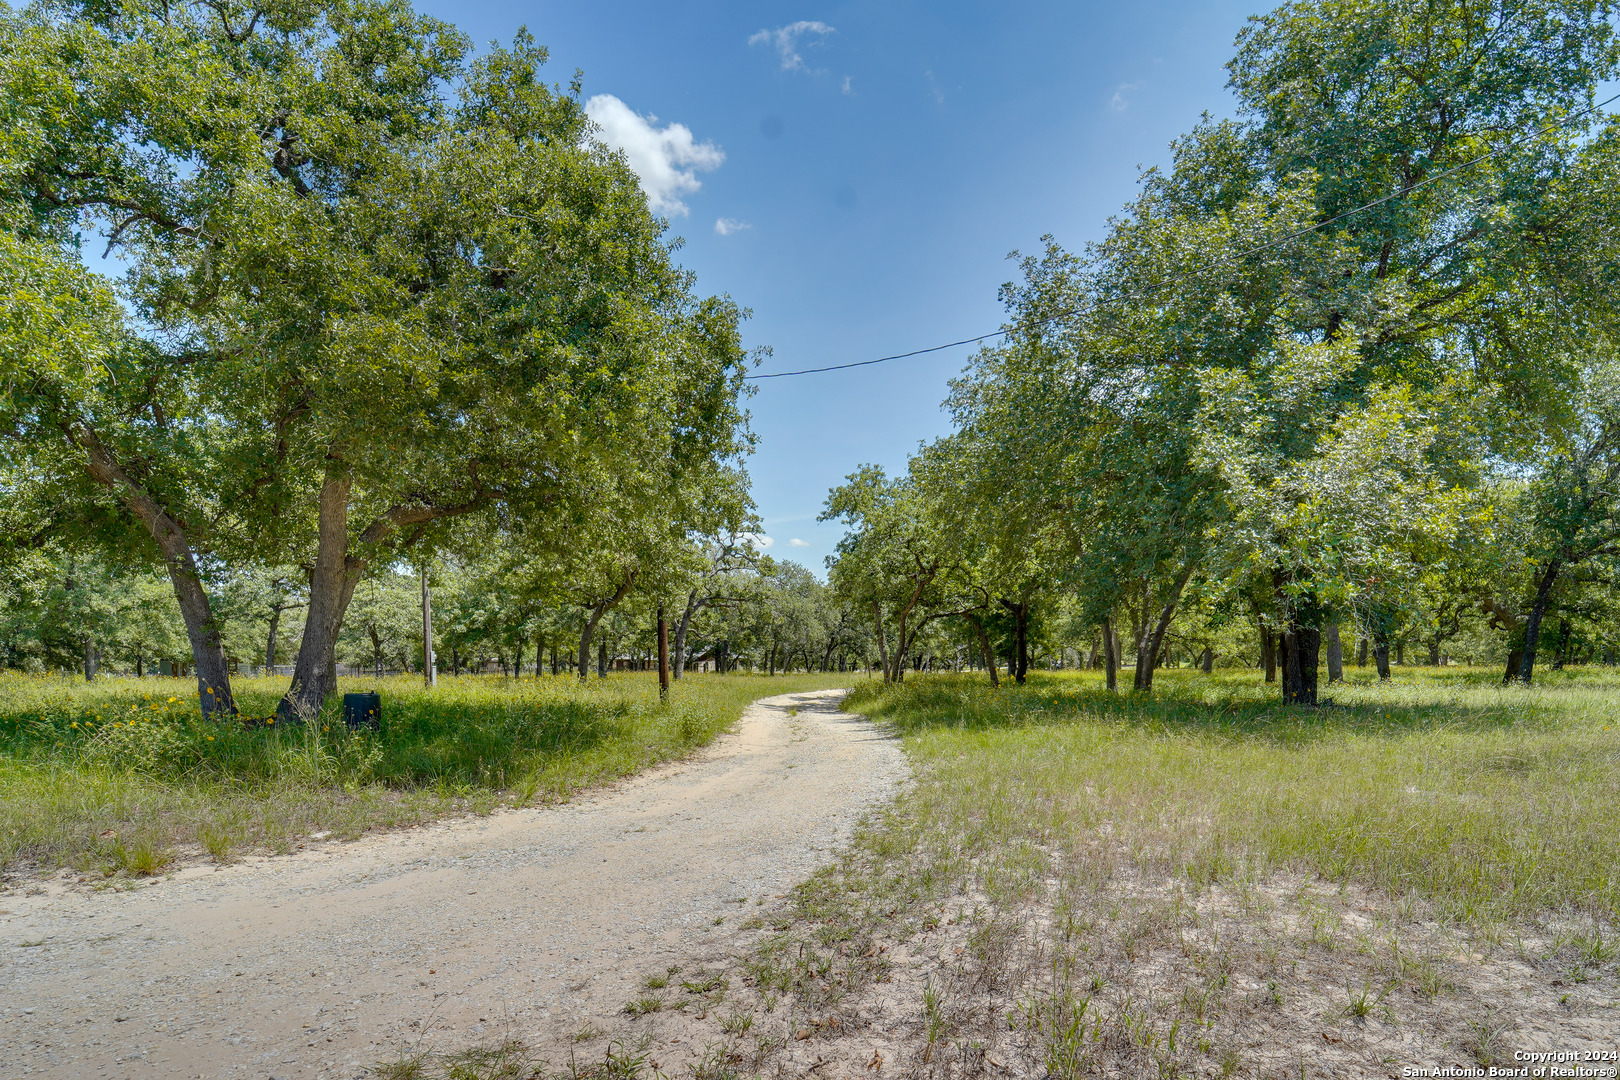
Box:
[823,464,987,681]
[0,549,186,673]
[0,0,757,718]
[820,0,1620,700]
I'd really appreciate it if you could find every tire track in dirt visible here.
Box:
[0,688,905,1080]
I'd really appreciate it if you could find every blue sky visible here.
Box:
[420,0,1262,574]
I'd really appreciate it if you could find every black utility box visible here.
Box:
[342,692,381,730]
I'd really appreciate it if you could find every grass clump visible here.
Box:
[374,1038,544,1080]
[0,671,855,878]
[623,995,664,1016]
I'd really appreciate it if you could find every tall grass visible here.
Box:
[0,671,857,877]
[847,668,1620,921]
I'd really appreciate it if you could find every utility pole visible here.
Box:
[421,561,437,688]
[657,604,670,701]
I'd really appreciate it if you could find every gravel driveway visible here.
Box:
[0,688,906,1079]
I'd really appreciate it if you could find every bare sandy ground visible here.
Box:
[0,689,905,1080]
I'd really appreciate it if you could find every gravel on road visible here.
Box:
[0,688,906,1080]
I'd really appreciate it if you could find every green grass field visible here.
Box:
[0,670,859,878]
[846,666,1620,923]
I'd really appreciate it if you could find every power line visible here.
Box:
[746,333,1001,380]
[744,89,1620,382]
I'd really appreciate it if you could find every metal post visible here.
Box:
[421,562,436,688]
[657,605,670,701]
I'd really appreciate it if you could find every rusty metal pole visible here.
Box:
[657,605,670,701]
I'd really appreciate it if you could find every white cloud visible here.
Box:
[749,21,835,72]
[741,532,774,549]
[1109,82,1142,112]
[788,538,811,548]
[714,217,752,236]
[841,75,854,95]
[585,94,724,217]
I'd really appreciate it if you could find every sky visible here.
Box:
[417,0,1264,575]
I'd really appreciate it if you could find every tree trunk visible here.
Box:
[1374,637,1391,681]
[1278,626,1321,705]
[279,474,364,722]
[971,617,998,687]
[1261,627,1277,683]
[1325,622,1343,683]
[1551,618,1572,670]
[69,424,236,717]
[1014,603,1028,685]
[1133,566,1194,691]
[1356,636,1368,667]
[598,636,608,678]
[672,591,699,681]
[1428,636,1442,666]
[1199,646,1214,673]
[892,606,912,685]
[266,606,282,670]
[1514,560,1561,685]
[871,601,891,684]
[1103,615,1118,692]
[577,572,637,681]
[83,638,97,681]
[1395,640,1405,666]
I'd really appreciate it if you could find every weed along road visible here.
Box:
[0,689,905,1079]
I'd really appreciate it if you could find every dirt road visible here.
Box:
[0,688,905,1080]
